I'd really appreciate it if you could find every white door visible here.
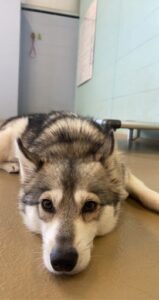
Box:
[19,9,79,114]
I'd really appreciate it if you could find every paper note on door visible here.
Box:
[77,0,97,86]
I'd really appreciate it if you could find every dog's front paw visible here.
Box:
[2,162,19,173]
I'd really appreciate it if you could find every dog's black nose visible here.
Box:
[50,247,78,272]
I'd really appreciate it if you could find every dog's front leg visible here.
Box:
[126,170,159,212]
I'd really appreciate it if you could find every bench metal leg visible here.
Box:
[128,129,141,148]
[136,129,140,139]
[128,129,134,148]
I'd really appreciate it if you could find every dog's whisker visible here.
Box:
[91,254,104,258]
[34,257,43,264]
[33,252,42,257]
[76,239,93,248]
[80,246,92,252]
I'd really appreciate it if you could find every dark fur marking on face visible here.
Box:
[61,159,76,192]
[56,220,75,248]
[88,180,122,206]
[55,160,77,248]
[56,231,73,245]
[82,205,102,222]
[21,184,50,208]
[21,194,40,206]
[22,198,40,206]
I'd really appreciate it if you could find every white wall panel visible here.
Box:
[0,0,21,117]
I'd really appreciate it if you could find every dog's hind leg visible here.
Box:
[126,170,159,212]
[0,118,28,174]
[0,128,19,173]
[0,162,19,173]
[0,128,14,161]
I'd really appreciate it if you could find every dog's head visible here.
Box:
[16,117,127,274]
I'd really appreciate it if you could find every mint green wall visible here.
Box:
[75,0,159,122]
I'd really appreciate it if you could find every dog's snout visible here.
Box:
[50,247,78,272]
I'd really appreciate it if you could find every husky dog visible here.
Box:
[0,111,159,275]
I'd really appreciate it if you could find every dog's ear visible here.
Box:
[15,138,42,181]
[95,127,114,162]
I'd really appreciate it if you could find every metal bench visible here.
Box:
[103,119,159,147]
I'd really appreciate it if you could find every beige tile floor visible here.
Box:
[0,134,159,300]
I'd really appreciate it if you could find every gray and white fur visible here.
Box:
[0,111,159,275]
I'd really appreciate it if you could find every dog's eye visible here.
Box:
[41,199,55,213]
[82,201,98,214]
